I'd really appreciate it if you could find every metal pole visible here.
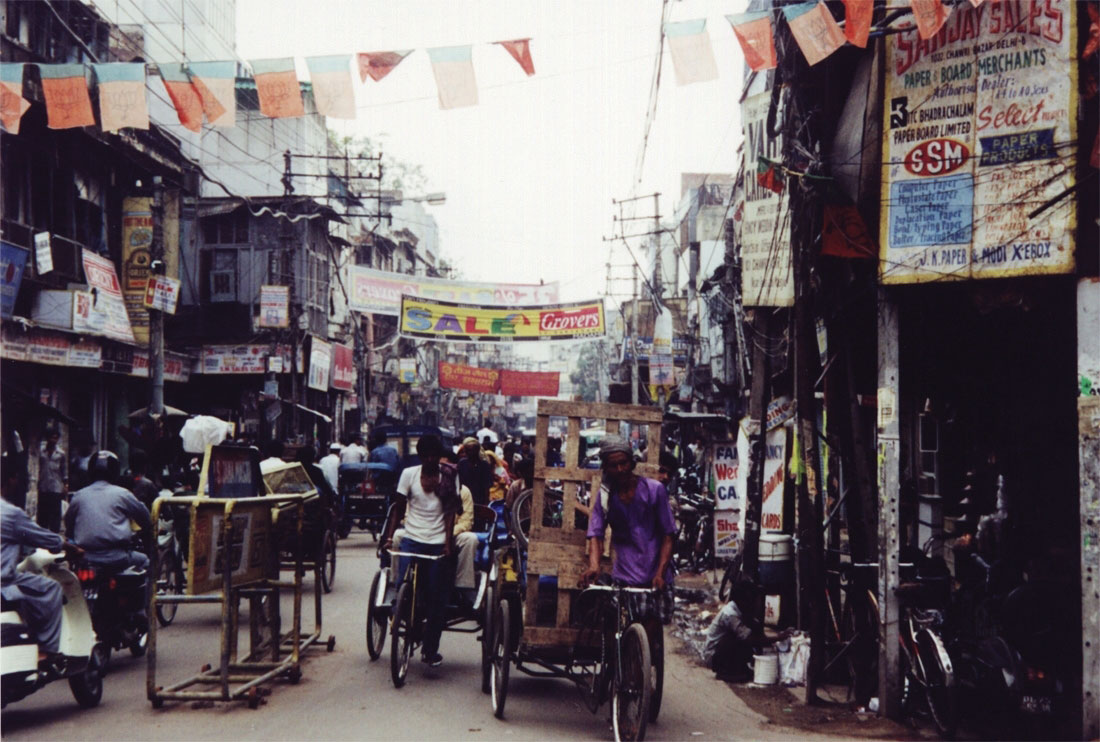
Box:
[631,264,640,406]
[877,287,902,719]
[149,177,165,416]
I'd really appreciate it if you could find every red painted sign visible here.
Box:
[331,342,354,391]
[438,361,500,394]
[500,369,559,397]
[903,138,969,176]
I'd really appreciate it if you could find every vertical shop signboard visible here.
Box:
[711,441,742,559]
[0,241,27,319]
[740,92,794,306]
[78,250,136,343]
[121,197,154,343]
[307,337,332,392]
[881,1,1076,282]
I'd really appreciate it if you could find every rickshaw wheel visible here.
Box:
[390,582,413,688]
[648,630,664,723]
[480,584,495,694]
[612,623,651,742]
[490,598,510,719]
[320,531,337,593]
[366,571,387,660]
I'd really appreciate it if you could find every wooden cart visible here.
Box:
[489,400,665,742]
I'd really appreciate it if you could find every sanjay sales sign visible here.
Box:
[400,296,606,343]
[881,0,1076,283]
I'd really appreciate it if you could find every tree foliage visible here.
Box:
[570,341,606,402]
[327,131,429,194]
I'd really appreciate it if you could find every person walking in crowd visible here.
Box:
[458,436,493,507]
[340,435,368,465]
[381,434,462,667]
[319,442,341,492]
[126,449,159,511]
[36,429,67,533]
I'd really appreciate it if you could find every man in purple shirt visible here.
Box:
[582,434,676,609]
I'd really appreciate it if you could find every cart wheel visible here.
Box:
[612,623,651,742]
[512,490,533,551]
[366,571,387,660]
[287,665,302,685]
[390,581,413,688]
[480,584,495,694]
[155,551,182,627]
[151,697,164,709]
[648,630,664,723]
[247,689,260,709]
[490,598,511,719]
[320,531,337,593]
[326,635,336,652]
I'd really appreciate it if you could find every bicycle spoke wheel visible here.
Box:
[490,598,511,719]
[390,582,412,687]
[841,590,879,706]
[320,531,337,594]
[480,584,495,694]
[648,628,664,723]
[512,490,532,550]
[366,571,386,660]
[155,552,181,627]
[917,633,957,739]
[612,623,651,742]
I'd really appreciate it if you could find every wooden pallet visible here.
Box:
[522,399,663,648]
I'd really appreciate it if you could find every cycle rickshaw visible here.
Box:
[336,462,396,539]
[486,399,666,742]
[365,498,511,689]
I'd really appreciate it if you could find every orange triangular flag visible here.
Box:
[842,0,873,48]
[250,58,304,118]
[0,64,31,134]
[356,51,413,82]
[495,39,535,76]
[909,0,949,40]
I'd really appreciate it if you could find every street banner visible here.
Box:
[909,0,949,40]
[77,250,136,344]
[159,63,203,132]
[0,63,30,134]
[306,55,355,119]
[726,12,777,72]
[740,92,794,306]
[400,295,605,343]
[187,61,233,126]
[349,265,559,315]
[258,285,290,328]
[881,1,1076,283]
[250,58,304,118]
[92,63,149,131]
[331,342,354,391]
[500,369,559,397]
[38,64,95,130]
[143,275,181,314]
[664,19,719,86]
[121,197,154,343]
[0,241,27,320]
[357,50,413,82]
[438,361,500,394]
[427,45,478,109]
[842,0,872,48]
[308,337,332,392]
[495,39,535,76]
[710,441,741,510]
[201,344,297,374]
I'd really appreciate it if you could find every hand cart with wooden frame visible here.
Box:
[487,400,667,742]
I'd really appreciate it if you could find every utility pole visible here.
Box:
[148,177,165,417]
[630,264,640,405]
[651,192,662,300]
[282,150,300,436]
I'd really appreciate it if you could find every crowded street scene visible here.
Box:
[1,0,1098,740]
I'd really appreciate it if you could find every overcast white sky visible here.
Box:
[236,0,748,309]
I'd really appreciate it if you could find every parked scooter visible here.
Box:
[1,549,108,708]
[74,549,150,667]
[673,469,714,573]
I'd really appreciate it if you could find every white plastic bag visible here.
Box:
[778,631,811,686]
[179,415,230,454]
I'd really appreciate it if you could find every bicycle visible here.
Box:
[490,582,657,742]
[387,549,446,688]
[820,560,880,706]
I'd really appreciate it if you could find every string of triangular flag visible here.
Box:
[0,38,535,135]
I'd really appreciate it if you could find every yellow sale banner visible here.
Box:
[399,295,605,343]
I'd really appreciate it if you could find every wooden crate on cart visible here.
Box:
[522,399,663,649]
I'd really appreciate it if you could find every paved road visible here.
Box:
[2,533,827,741]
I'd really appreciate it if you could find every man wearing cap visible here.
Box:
[457,437,493,506]
[583,434,676,681]
[319,443,341,492]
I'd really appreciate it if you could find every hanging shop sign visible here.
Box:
[438,361,500,394]
[0,241,27,320]
[76,249,136,344]
[398,357,417,384]
[0,326,28,361]
[400,295,605,343]
[27,331,70,366]
[257,284,290,328]
[307,337,332,392]
[201,344,297,374]
[67,340,102,368]
[714,509,743,561]
[33,232,53,275]
[500,369,559,397]
[349,265,559,315]
[711,441,742,509]
[143,275,181,314]
[740,91,794,307]
[121,197,154,343]
[621,335,691,364]
[761,427,787,531]
[766,395,796,431]
[330,342,354,391]
[880,1,1076,283]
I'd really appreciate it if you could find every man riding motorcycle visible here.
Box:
[64,451,152,573]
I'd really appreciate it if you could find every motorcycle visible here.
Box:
[75,552,150,667]
[673,485,714,573]
[1,549,109,708]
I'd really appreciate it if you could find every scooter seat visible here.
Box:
[1,621,34,646]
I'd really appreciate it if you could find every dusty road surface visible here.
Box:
[2,533,832,741]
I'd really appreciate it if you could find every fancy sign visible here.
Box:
[400,295,605,343]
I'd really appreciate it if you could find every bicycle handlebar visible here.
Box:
[582,584,655,594]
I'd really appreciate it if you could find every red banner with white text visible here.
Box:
[438,362,500,394]
[500,369,559,397]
